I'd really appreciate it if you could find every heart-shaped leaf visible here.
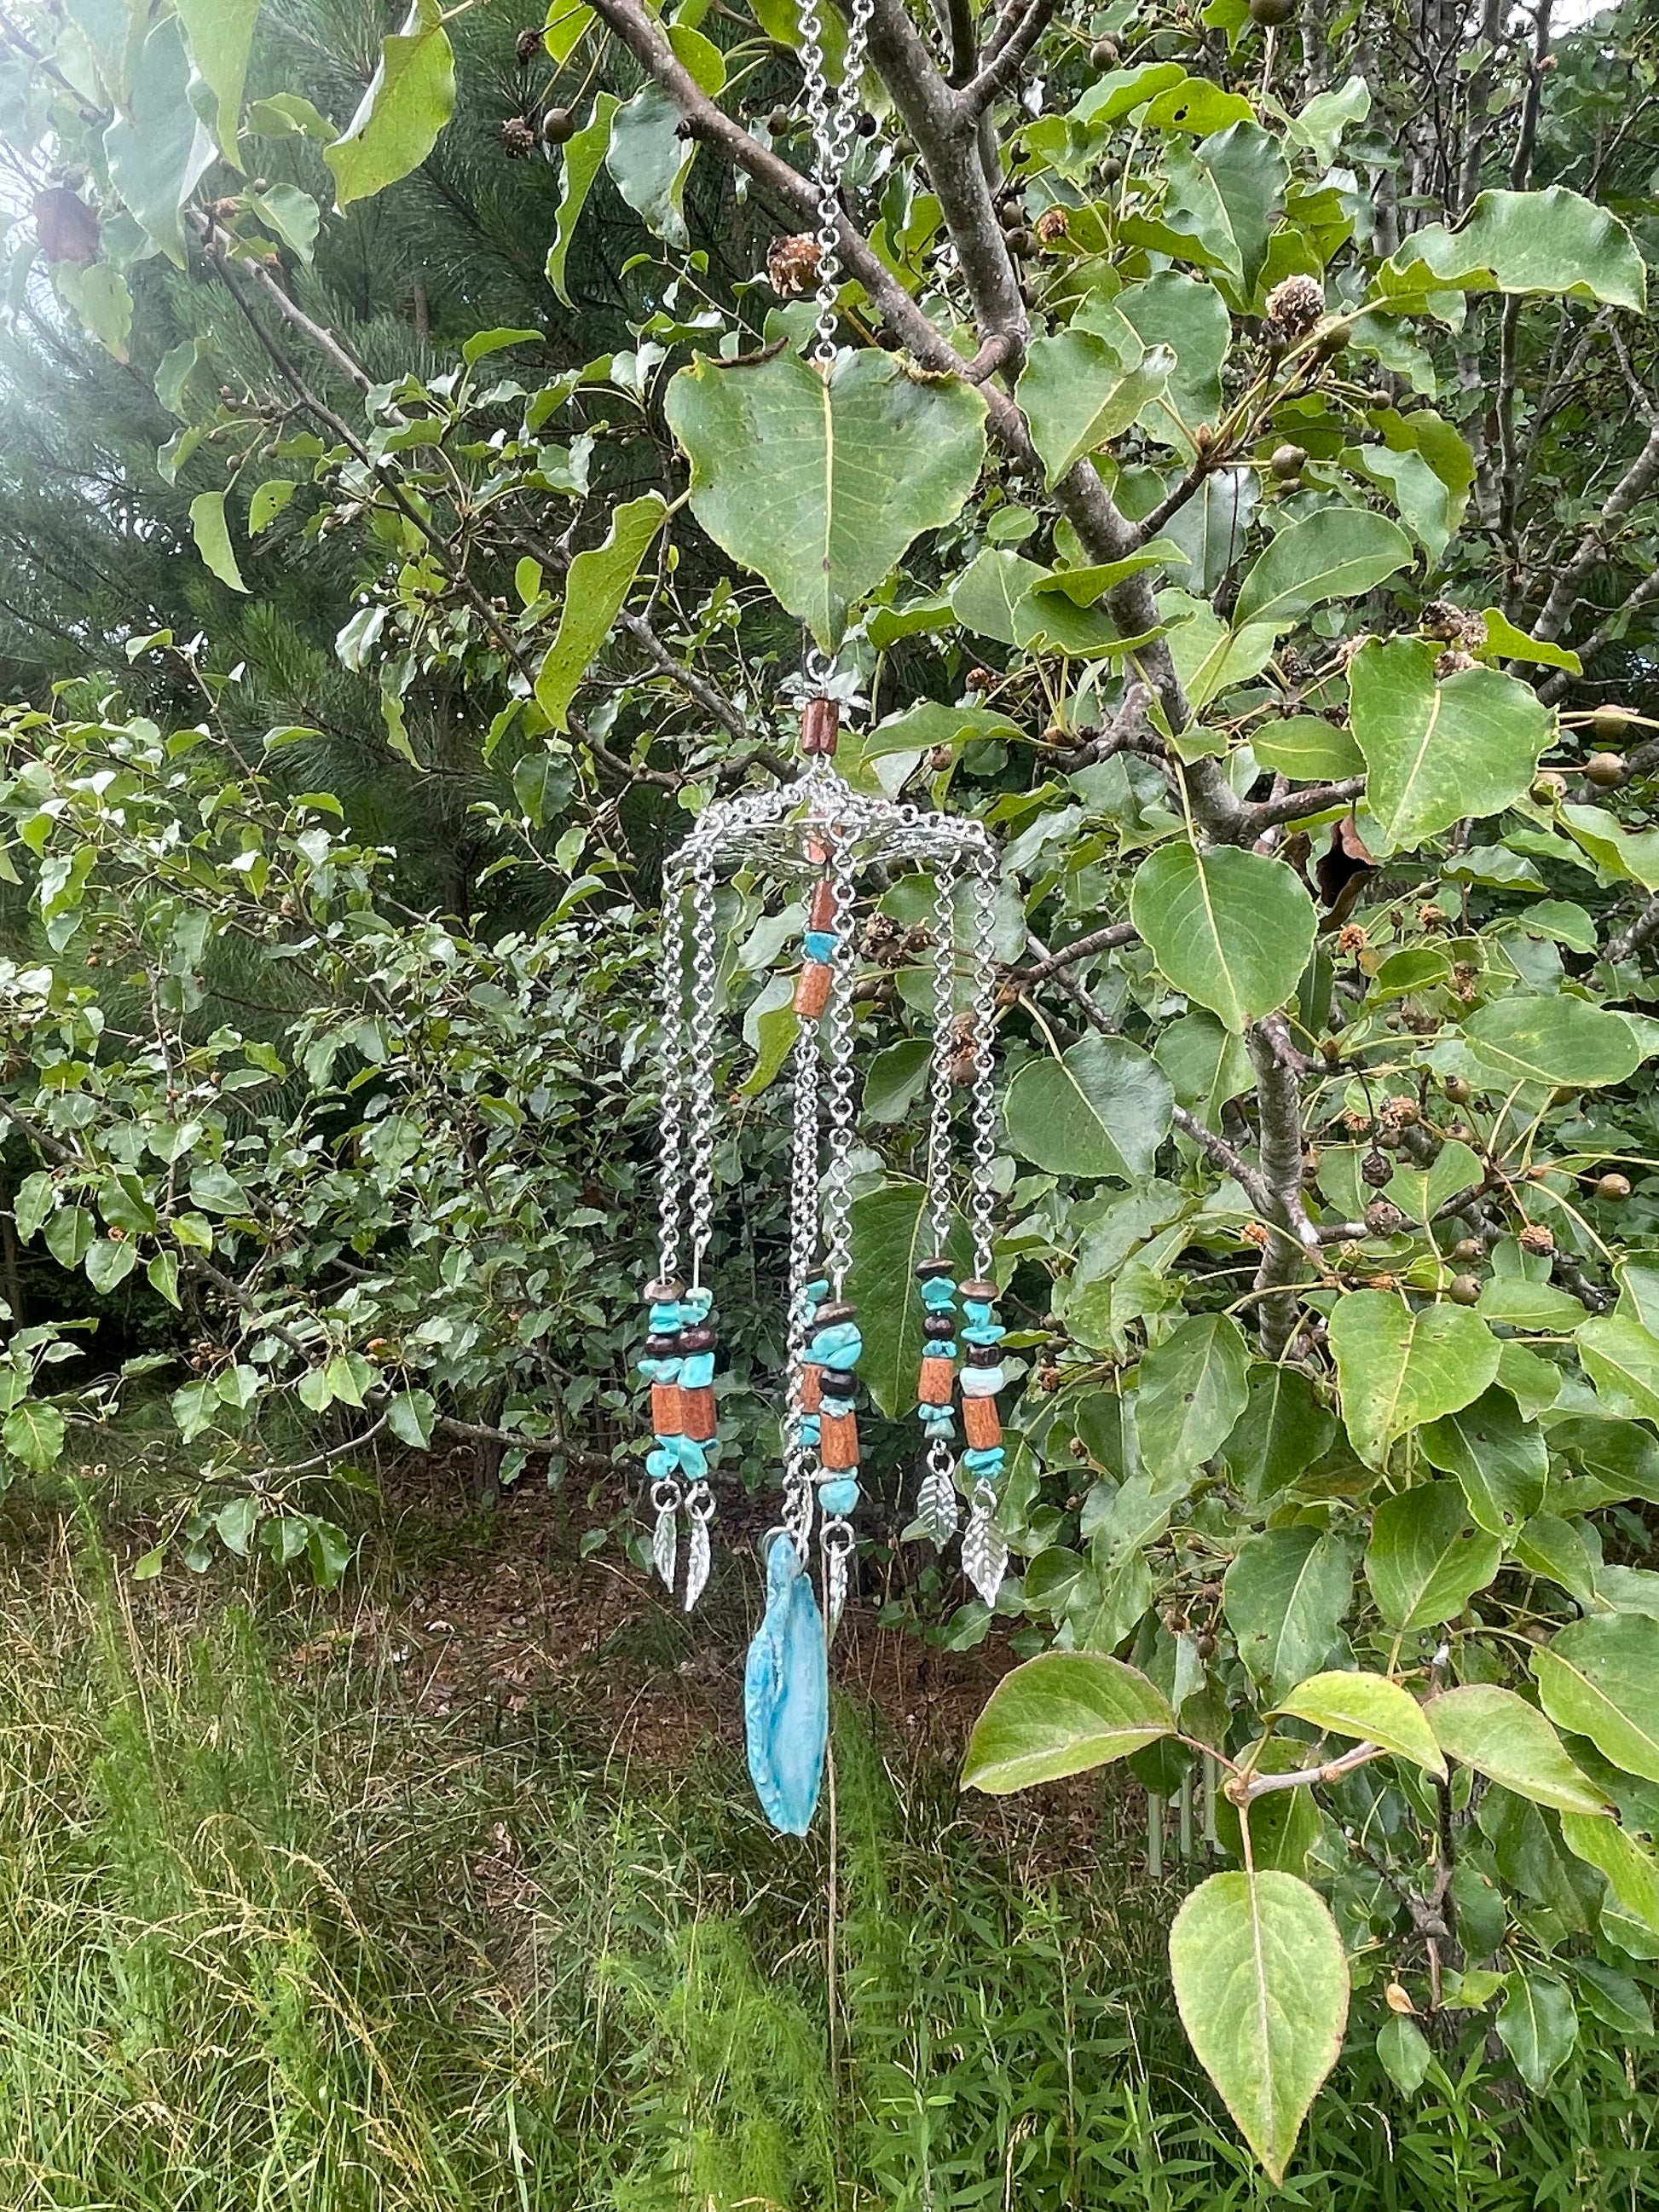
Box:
[1364,1483,1500,1629]
[962,1651,1175,1793]
[1016,329,1176,485]
[667,349,987,650]
[1002,1033,1172,1181]
[1130,840,1316,1032]
[1349,638,1552,853]
[1328,1290,1499,1465]
[1169,1871,1349,2185]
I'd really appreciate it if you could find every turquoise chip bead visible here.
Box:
[962,1323,1005,1346]
[962,1446,1005,1473]
[920,1279,957,1311]
[804,1277,830,1303]
[649,1302,680,1332]
[681,1286,714,1322]
[802,929,836,962]
[647,1447,675,1479]
[679,1351,715,1389]
[817,1477,860,1515]
[675,1437,709,1478]
[797,1414,821,1445]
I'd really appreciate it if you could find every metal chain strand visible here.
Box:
[782,1013,822,1557]
[927,864,958,1262]
[686,861,720,1287]
[655,868,690,1285]
[968,861,1000,1285]
[795,0,875,363]
[820,832,861,1298]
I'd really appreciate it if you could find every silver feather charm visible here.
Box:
[651,1487,679,1591]
[683,1484,713,1611]
[962,1482,1008,1607]
[914,1454,960,1546]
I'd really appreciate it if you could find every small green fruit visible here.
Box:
[1448,1274,1483,1306]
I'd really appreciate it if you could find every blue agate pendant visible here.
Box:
[744,1531,829,1835]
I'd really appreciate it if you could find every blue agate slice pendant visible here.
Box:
[744,1531,829,1835]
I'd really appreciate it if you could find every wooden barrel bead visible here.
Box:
[818,1406,858,1470]
[918,1355,954,1406]
[795,961,833,1017]
[801,696,841,757]
[807,877,837,932]
[963,1393,1002,1449]
[800,1363,823,1413]
[679,1384,717,1441]
[650,1382,683,1435]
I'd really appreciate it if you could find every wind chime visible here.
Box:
[635,0,1006,1837]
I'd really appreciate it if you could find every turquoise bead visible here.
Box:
[682,1286,714,1322]
[960,1365,1005,1395]
[649,1302,680,1332]
[804,1277,830,1304]
[962,1446,1005,1474]
[802,929,836,962]
[817,1477,860,1515]
[675,1437,709,1477]
[679,1351,715,1389]
[923,1339,957,1360]
[647,1447,676,1479]
[920,1279,957,1311]
[797,1414,822,1445]
[962,1323,1005,1346]
[962,1300,995,1325]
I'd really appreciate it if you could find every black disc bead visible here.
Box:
[679,1325,717,1354]
[965,1344,1002,1366]
[814,1299,858,1326]
[922,1314,956,1340]
[914,1257,952,1281]
[818,1369,858,1399]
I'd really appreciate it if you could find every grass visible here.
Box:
[0,1501,1653,2210]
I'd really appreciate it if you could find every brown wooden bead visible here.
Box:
[818,1406,858,1469]
[794,961,832,1017]
[963,1393,1002,1449]
[650,1383,682,1436]
[807,878,837,932]
[679,1384,716,1441]
[801,696,841,757]
[959,1279,998,1302]
[679,1325,716,1354]
[918,1354,955,1406]
[800,1363,823,1413]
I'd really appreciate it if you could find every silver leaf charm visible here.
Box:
[652,1497,679,1591]
[914,1458,960,1547]
[683,1485,713,1612]
[962,1487,1008,1607]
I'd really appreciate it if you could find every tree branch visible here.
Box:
[961,0,1059,113]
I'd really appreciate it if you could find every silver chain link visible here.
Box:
[820,833,860,1297]
[796,0,876,365]
[926,864,959,1262]
[968,861,999,1283]
[686,860,720,1286]
[655,869,690,1285]
[782,1011,822,1556]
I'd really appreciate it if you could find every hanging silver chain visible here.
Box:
[926,864,958,1262]
[686,860,720,1286]
[796,0,876,366]
[968,861,999,1284]
[655,869,690,1285]
[820,833,860,1297]
[782,1012,822,1557]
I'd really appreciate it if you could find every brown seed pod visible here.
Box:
[1591,704,1635,743]
[1250,0,1297,24]
[1361,1150,1392,1188]
[1518,1223,1555,1256]
[1448,1273,1482,1306]
[1596,1172,1632,1201]
[541,106,576,144]
[1365,1199,1406,1236]
[1443,1076,1473,1106]
[1270,442,1306,479]
[1452,1237,1483,1264]
[500,116,537,157]
[1583,751,1627,788]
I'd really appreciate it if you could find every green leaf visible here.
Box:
[1328,1290,1499,1468]
[607,81,696,249]
[541,0,593,66]
[1348,638,1552,854]
[1376,2013,1432,2097]
[1558,801,1659,889]
[1223,1527,1355,1701]
[3,1401,66,1474]
[54,263,134,362]
[534,494,666,731]
[177,0,260,165]
[1168,1871,1349,2186]
[1154,122,1287,295]
[1463,994,1641,1089]
[85,1237,138,1294]
[1084,272,1231,459]
[962,1651,1175,1792]
[247,184,319,263]
[384,1388,436,1448]
[246,92,336,139]
[1232,509,1413,634]
[1274,1671,1446,1777]
[1419,1385,1546,1538]
[1015,330,1175,485]
[861,1037,931,1122]
[1533,1613,1659,1785]
[13,1171,55,1245]
[1136,1314,1251,1471]
[216,1493,259,1556]
[1365,1483,1501,1630]
[845,1181,968,1421]
[188,492,248,594]
[322,1351,372,1409]
[667,349,987,652]
[1425,1685,1611,1815]
[1495,1970,1577,2094]
[103,17,217,261]
[249,478,298,534]
[1002,1034,1172,1181]
[1514,1513,1598,1605]
[1384,186,1646,312]
[325,0,456,211]
[1577,1312,1659,1422]
[546,94,618,307]
[951,548,1045,644]
[146,1250,181,1309]
[1480,607,1581,674]
[1220,1365,1336,1503]
[43,1207,94,1269]
[1249,717,1364,781]
[1560,1811,1659,1934]
[1575,1959,1650,2034]
[1130,840,1315,1033]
